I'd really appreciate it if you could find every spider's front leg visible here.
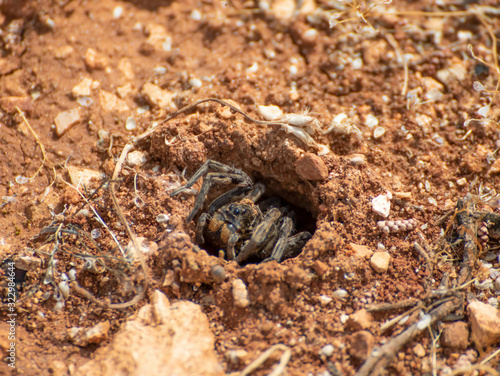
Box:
[170,160,253,222]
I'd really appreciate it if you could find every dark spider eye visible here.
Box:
[233,208,246,215]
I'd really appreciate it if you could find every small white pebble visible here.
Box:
[365,114,379,128]
[190,9,202,21]
[232,279,250,308]
[113,6,123,19]
[456,178,467,186]
[156,214,170,223]
[428,197,437,206]
[303,28,317,41]
[319,344,334,357]
[246,62,259,73]
[127,150,147,167]
[289,65,298,76]
[189,77,202,88]
[349,154,366,166]
[77,96,93,107]
[351,57,363,70]
[457,30,472,42]
[487,297,498,308]
[225,349,248,364]
[332,289,348,301]
[373,126,386,139]
[153,66,167,75]
[90,229,101,239]
[318,295,332,306]
[258,104,283,121]
[340,314,349,324]
[137,105,150,114]
[163,36,172,52]
[125,117,136,130]
[371,192,392,218]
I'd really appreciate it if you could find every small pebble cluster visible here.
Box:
[377,219,418,234]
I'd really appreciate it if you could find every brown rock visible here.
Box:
[67,166,104,187]
[468,300,500,347]
[413,343,426,358]
[347,309,373,331]
[295,153,328,180]
[142,82,175,110]
[463,154,483,173]
[0,95,32,113]
[99,90,130,113]
[49,360,68,376]
[490,159,500,174]
[54,45,74,59]
[348,243,373,259]
[349,330,375,361]
[84,48,108,70]
[441,321,469,349]
[74,290,223,376]
[68,321,111,347]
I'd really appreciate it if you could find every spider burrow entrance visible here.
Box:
[170,160,316,265]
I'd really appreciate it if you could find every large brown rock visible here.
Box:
[75,290,224,376]
[468,300,500,347]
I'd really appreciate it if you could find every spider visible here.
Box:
[170,160,312,264]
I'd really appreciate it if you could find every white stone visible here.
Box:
[225,349,248,364]
[67,166,105,188]
[189,77,202,88]
[370,252,391,273]
[54,108,81,136]
[332,289,348,301]
[127,150,147,167]
[232,279,250,308]
[468,300,500,347]
[371,192,392,218]
[258,104,283,121]
[319,344,334,357]
[190,10,202,21]
[72,78,93,97]
[364,114,378,128]
[318,295,332,306]
[99,90,130,112]
[142,82,176,110]
[68,321,110,347]
[373,126,386,139]
[112,6,123,19]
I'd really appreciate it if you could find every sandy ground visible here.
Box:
[0,0,500,375]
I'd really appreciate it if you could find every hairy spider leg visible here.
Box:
[207,186,253,215]
[170,160,253,222]
[235,207,282,264]
[283,232,312,259]
[263,217,295,263]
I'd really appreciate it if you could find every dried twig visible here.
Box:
[239,344,292,376]
[357,296,463,376]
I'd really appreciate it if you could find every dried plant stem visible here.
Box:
[239,344,292,376]
[385,34,408,96]
[16,106,55,181]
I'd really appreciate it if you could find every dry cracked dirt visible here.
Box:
[0,0,500,375]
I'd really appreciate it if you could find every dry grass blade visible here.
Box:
[239,344,292,376]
